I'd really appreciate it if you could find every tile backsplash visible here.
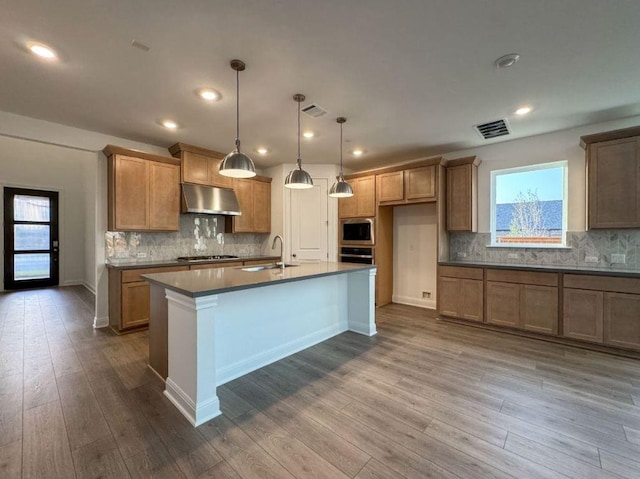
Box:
[105,215,269,261]
[450,231,640,269]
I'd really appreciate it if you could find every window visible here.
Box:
[490,161,567,247]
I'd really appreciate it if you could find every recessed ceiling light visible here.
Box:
[27,41,57,60]
[303,130,315,139]
[256,147,269,155]
[495,53,520,69]
[198,88,220,101]
[352,149,364,157]
[515,106,532,116]
[161,120,179,129]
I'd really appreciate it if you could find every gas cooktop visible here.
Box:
[176,255,240,263]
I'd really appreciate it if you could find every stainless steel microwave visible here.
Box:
[340,218,375,245]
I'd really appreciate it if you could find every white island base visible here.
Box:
[160,267,376,427]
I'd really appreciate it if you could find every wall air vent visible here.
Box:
[474,119,511,140]
[301,103,327,118]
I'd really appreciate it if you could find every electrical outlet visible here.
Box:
[611,253,626,264]
[457,252,467,258]
[137,252,148,258]
[422,291,431,299]
[507,253,519,259]
[585,256,599,263]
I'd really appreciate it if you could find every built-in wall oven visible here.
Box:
[339,246,374,265]
[340,218,374,245]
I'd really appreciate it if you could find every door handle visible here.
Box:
[292,253,297,258]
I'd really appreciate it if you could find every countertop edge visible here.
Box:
[105,255,280,270]
[439,261,640,277]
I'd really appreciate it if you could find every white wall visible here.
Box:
[393,203,438,309]
[443,115,640,233]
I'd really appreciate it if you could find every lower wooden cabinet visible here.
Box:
[563,288,604,343]
[604,292,640,350]
[520,284,558,335]
[486,282,520,328]
[438,266,483,322]
[109,265,188,334]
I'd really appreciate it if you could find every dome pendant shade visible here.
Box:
[285,164,314,189]
[220,59,256,178]
[220,149,256,178]
[329,175,354,197]
[285,93,314,190]
[329,116,354,198]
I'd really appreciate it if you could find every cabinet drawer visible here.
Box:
[439,265,483,280]
[121,265,188,283]
[190,262,243,270]
[563,274,640,295]
[486,269,558,287]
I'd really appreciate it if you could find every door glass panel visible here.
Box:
[14,225,50,250]
[14,253,51,280]
[14,195,50,222]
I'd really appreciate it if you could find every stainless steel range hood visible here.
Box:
[181,184,242,216]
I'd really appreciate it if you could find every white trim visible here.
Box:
[165,378,221,427]
[82,281,96,295]
[216,324,344,386]
[93,316,109,328]
[62,279,83,286]
[392,295,436,310]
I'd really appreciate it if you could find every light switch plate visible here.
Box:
[611,253,626,264]
[457,252,467,258]
[507,253,519,259]
[585,256,599,263]
[137,252,148,258]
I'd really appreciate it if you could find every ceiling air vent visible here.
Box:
[301,103,327,118]
[474,119,510,140]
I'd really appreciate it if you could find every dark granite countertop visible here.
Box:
[105,255,280,270]
[439,261,640,278]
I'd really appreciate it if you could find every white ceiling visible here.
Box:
[2,0,640,169]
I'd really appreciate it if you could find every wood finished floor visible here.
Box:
[2,288,640,478]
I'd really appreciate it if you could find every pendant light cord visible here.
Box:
[297,100,302,168]
[339,122,344,176]
[235,68,240,150]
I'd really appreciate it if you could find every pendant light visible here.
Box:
[219,59,256,178]
[329,117,354,198]
[285,94,314,189]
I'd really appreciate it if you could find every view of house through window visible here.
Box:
[491,161,567,246]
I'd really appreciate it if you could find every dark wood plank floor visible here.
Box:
[2,287,640,478]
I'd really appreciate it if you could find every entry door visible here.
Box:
[290,178,328,261]
[3,187,59,289]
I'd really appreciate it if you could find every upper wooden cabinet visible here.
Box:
[446,156,480,232]
[338,175,376,218]
[377,166,436,205]
[168,142,234,189]
[225,176,272,233]
[104,145,180,232]
[580,127,640,229]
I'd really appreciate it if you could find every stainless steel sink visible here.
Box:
[240,263,298,272]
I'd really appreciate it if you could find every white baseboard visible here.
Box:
[82,281,96,295]
[392,294,436,310]
[216,324,344,386]
[165,378,221,427]
[93,315,109,328]
[62,279,83,287]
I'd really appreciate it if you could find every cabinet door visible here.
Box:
[588,137,640,229]
[338,194,357,218]
[377,171,404,203]
[446,164,472,231]
[149,162,180,231]
[112,155,149,231]
[604,292,640,350]
[520,285,558,335]
[356,176,376,217]
[121,280,150,329]
[438,277,461,317]
[406,166,436,201]
[252,181,271,233]
[208,157,234,189]
[486,281,520,328]
[563,288,603,343]
[232,179,254,232]
[181,151,210,185]
[460,279,483,322]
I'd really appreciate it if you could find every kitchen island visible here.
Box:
[143,262,376,426]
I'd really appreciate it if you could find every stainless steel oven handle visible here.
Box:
[339,254,374,259]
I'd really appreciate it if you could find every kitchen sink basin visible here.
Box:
[241,263,298,272]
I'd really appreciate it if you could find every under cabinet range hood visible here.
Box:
[181,184,242,216]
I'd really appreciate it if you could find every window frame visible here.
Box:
[489,160,568,248]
